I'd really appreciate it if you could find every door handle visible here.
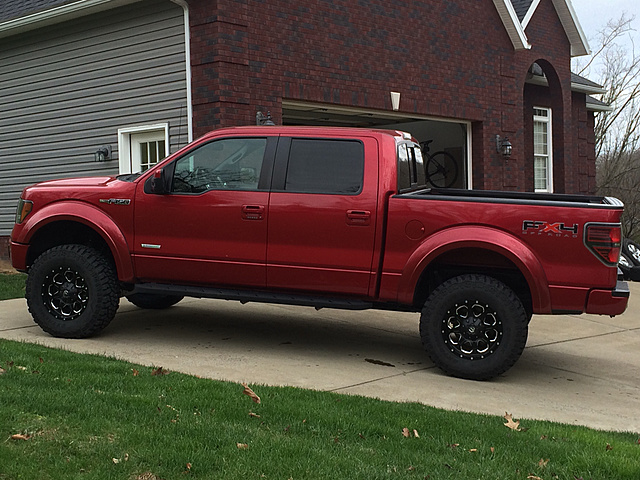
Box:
[346,210,370,226]
[242,205,265,220]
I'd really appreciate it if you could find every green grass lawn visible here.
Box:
[0,273,26,301]
[1,340,639,480]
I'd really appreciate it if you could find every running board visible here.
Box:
[131,283,374,311]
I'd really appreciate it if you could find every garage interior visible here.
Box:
[282,100,470,189]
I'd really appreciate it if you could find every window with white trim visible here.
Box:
[533,107,552,192]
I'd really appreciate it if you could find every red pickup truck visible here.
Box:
[11,126,629,380]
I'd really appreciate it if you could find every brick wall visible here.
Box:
[187,0,593,194]
[0,235,10,260]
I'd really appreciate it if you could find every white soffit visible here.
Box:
[493,0,532,50]
[550,0,590,57]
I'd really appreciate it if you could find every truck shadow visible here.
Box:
[108,298,431,373]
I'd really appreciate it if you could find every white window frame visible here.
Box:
[533,106,553,193]
[118,124,170,174]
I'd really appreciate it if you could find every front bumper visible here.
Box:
[10,241,28,272]
[585,280,630,316]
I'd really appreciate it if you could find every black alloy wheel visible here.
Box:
[26,244,120,338]
[420,274,528,380]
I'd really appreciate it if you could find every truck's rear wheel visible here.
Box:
[420,274,528,380]
[26,245,119,338]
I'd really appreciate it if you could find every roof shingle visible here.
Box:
[0,0,74,24]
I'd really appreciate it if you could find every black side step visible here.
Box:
[131,283,374,311]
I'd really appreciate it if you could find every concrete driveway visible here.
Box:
[1,283,639,434]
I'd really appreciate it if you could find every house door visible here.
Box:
[118,124,169,174]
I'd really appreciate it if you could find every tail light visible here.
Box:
[584,223,622,266]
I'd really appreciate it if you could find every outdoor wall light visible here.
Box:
[94,145,112,162]
[256,111,275,126]
[496,135,512,158]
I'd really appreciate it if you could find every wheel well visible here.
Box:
[25,221,115,270]
[413,248,533,317]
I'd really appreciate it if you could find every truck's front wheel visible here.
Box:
[26,245,120,338]
[420,274,528,380]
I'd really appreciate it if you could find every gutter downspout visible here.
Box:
[169,0,194,143]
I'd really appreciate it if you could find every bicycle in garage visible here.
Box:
[420,140,458,188]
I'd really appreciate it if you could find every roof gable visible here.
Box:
[493,0,590,57]
[511,0,534,21]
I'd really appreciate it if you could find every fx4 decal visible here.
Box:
[522,220,579,237]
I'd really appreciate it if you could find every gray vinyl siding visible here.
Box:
[0,0,188,236]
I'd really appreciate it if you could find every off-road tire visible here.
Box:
[420,274,528,380]
[126,293,184,309]
[26,244,119,338]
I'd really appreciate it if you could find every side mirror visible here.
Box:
[146,168,169,194]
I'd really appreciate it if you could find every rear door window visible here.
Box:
[284,138,364,194]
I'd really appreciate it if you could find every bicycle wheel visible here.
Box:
[426,151,458,188]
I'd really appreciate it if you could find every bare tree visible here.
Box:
[574,15,640,238]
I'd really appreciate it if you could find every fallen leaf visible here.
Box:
[124,453,130,462]
[241,383,261,404]
[538,458,549,468]
[490,447,495,454]
[236,443,249,450]
[469,448,478,452]
[0,367,5,375]
[447,443,460,449]
[185,463,192,471]
[132,369,139,377]
[527,476,543,480]
[402,428,411,438]
[16,366,27,371]
[503,412,521,431]
[112,458,120,464]
[413,429,420,438]
[151,366,169,376]
[10,434,30,441]
[135,473,159,480]
[39,357,44,363]
[606,443,613,451]
[249,412,261,418]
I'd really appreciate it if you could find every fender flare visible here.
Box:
[397,225,551,313]
[17,201,135,282]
